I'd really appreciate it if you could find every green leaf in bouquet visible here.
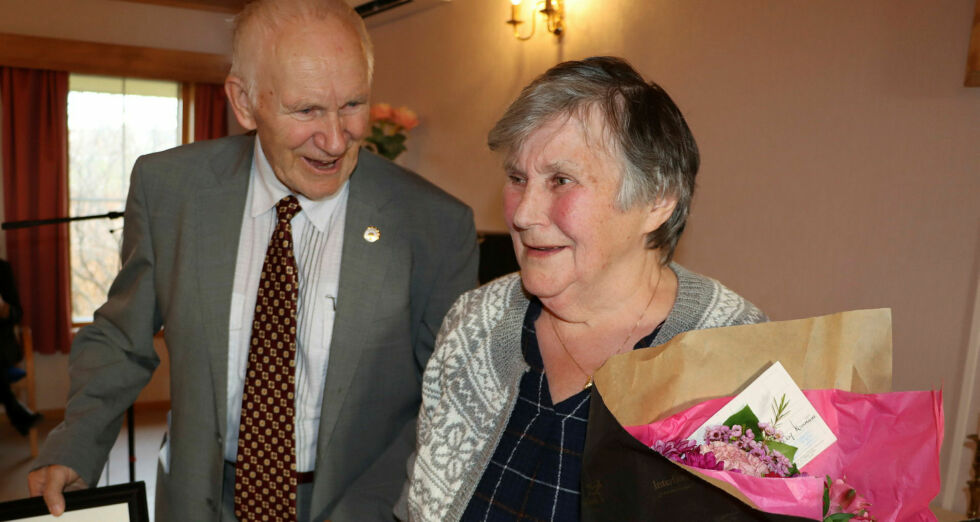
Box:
[823,514,857,522]
[723,405,763,441]
[823,476,831,516]
[770,393,791,430]
[365,132,408,161]
[764,440,798,463]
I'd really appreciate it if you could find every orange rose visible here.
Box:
[392,106,419,130]
[370,102,393,122]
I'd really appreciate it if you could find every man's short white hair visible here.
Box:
[230,0,374,99]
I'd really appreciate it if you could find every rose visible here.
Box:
[365,103,418,161]
[392,106,419,130]
[370,102,393,122]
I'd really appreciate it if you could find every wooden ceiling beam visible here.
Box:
[0,33,230,85]
[116,0,246,14]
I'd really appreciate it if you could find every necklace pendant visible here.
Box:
[583,376,594,390]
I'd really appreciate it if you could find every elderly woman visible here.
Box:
[401,57,766,521]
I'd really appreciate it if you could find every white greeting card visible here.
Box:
[688,361,836,468]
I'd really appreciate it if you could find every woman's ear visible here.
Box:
[225,75,258,131]
[644,196,678,234]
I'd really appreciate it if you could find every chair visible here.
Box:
[10,326,38,456]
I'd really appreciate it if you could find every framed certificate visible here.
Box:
[0,482,149,522]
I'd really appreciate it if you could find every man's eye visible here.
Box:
[507,174,526,185]
[554,175,573,186]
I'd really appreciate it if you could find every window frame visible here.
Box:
[66,75,184,325]
[0,32,229,327]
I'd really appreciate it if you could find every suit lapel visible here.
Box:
[193,137,253,438]
[315,152,395,458]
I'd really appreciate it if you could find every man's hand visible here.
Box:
[27,465,86,516]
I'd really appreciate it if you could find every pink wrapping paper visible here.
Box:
[626,389,944,522]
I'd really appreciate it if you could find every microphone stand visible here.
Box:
[1,211,124,230]
[1,211,136,484]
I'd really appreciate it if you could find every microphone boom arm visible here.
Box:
[1,211,125,230]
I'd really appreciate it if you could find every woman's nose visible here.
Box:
[510,184,549,230]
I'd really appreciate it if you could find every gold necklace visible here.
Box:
[548,269,663,390]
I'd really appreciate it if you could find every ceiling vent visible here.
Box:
[346,0,450,24]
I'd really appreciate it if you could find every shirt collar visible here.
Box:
[250,136,349,234]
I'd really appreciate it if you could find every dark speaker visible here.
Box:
[477,232,519,284]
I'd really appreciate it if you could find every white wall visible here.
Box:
[366,0,980,513]
[0,0,233,54]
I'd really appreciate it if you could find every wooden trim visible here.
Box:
[0,33,230,85]
[116,0,245,13]
[968,0,980,86]
[182,82,195,144]
[941,263,980,508]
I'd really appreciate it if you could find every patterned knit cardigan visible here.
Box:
[401,263,766,521]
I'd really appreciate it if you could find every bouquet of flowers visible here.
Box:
[581,309,943,522]
[364,102,419,161]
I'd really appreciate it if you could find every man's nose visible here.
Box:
[313,114,347,156]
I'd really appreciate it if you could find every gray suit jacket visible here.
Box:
[35,135,479,521]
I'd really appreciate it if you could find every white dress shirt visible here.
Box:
[224,137,348,472]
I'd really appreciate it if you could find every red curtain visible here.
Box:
[194,83,228,141]
[0,67,72,354]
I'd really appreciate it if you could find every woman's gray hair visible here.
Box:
[230,0,374,98]
[488,56,699,264]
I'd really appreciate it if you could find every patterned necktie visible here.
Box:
[235,195,302,521]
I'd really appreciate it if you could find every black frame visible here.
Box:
[0,482,148,522]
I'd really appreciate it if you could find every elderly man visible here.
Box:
[28,1,478,520]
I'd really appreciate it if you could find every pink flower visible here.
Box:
[827,478,873,517]
[684,449,724,471]
[702,441,769,477]
[392,106,419,130]
[370,102,393,122]
[651,439,724,471]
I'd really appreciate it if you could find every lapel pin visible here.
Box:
[363,226,381,243]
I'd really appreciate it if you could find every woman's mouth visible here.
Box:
[525,245,566,255]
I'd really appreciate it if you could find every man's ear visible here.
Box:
[225,75,258,131]
[644,196,678,234]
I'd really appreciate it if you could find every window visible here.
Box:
[67,75,181,323]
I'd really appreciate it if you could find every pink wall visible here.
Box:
[1,0,978,513]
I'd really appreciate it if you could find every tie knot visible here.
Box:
[276,195,301,222]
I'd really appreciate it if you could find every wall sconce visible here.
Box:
[507,0,564,41]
